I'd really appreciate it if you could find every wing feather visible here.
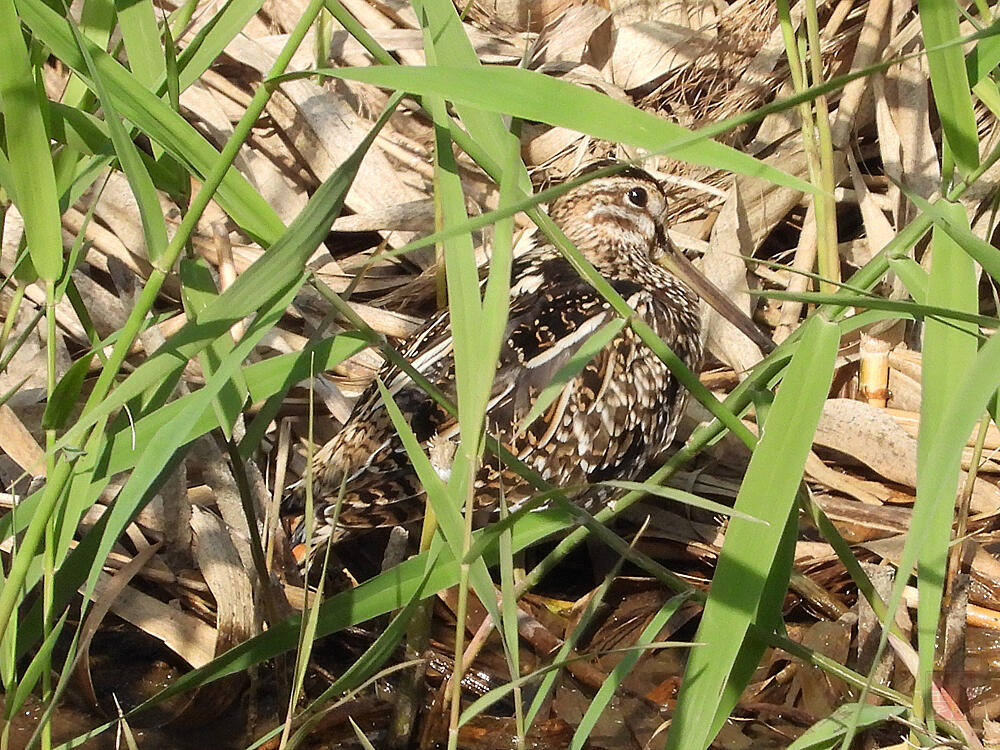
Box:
[291,253,692,536]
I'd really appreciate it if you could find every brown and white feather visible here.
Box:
[284,161,703,550]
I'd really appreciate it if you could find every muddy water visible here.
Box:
[5,624,254,750]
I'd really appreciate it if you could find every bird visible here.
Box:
[284,160,704,557]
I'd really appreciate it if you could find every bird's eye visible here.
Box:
[626,187,648,207]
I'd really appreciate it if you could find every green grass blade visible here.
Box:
[971,19,1000,71]
[349,719,378,750]
[237,333,369,458]
[98,335,367,477]
[179,258,248,440]
[0,554,16,697]
[569,592,690,749]
[9,338,361,549]
[41,353,95,431]
[478,136,520,368]
[47,109,183,201]
[57,0,113,110]
[416,0,526,410]
[903,188,1000,284]
[429,120,487,429]
[174,0,266,92]
[759,290,996,331]
[973,75,1000,121]
[376,379,504,630]
[6,338,368,653]
[69,152,386,597]
[67,9,169,262]
[410,0,532,192]
[297,560,440,718]
[409,83,492,645]
[475,145,522,688]
[666,315,840,750]
[0,0,63,281]
[6,609,70,717]
[162,8,180,110]
[17,0,285,245]
[312,65,813,194]
[787,704,907,750]
[599,480,765,523]
[376,378,464,553]
[908,200,978,725]
[125,506,575,711]
[6,100,395,658]
[55,96,397,449]
[417,13,518,676]
[116,0,166,94]
[80,282,295,602]
[919,0,980,174]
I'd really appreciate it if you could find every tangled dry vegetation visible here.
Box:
[2,0,1000,747]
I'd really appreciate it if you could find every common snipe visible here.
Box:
[285,161,704,554]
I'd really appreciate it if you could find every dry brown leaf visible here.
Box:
[855,563,904,693]
[829,0,892,147]
[92,567,217,669]
[190,506,259,651]
[814,398,918,486]
[846,150,896,268]
[15,280,88,349]
[522,123,599,172]
[884,407,1000,455]
[335,27,526,64]
[330,199,436,233]
[880,53,940,220]
[160,459,192,558]
[816,496,913,542]
[805,453,892,505]
[528,5,612,67]
[731,147,810,251]
[74,542,165,709]
[196,438,260,572]
[62,206,172,295]
[815,399,1000,513]
[91,171,178,264]
[0,297,73,406]
[605,20,713,93]
[773,199,816,344]
[0,404,45,477]
[468,0,604,33]
[886,348,922,411]
[701,181,764,373]
[71,271,130,339]
[223,34,429,250]
[185,80,308,227]
[786,617,852,716]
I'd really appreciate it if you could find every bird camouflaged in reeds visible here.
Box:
[284,160,704,563]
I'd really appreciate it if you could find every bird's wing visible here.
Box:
[481,274,683,499]
[294,258,683,532]
[301,307,457,498]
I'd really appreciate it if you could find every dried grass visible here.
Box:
[3,0,1000,746]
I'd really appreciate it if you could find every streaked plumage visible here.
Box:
[284,161,703,552]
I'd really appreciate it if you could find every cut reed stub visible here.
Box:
[858,334,891,408]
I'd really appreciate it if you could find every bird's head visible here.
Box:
[547,160,669,274]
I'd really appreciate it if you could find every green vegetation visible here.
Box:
[1,0,999,748]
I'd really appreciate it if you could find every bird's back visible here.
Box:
[285,163,703,549]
